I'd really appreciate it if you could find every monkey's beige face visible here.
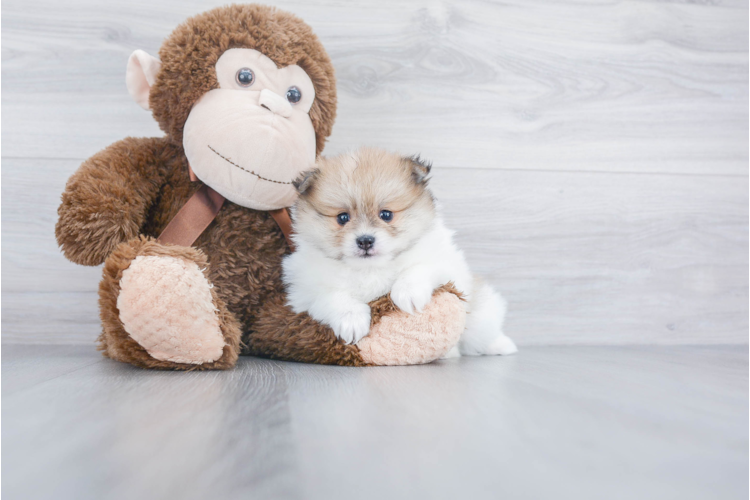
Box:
[181,48,317,210]
[292,149,436,263]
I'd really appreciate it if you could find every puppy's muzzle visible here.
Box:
[356,235,375,251]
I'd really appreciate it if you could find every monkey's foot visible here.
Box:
[357,284,466,366]
[117,255,226,364]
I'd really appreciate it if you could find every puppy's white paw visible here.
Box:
[485,335,518,355]
[391,278,434,315]
[331,303,371,344]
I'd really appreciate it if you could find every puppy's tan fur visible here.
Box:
[293,148,436,260]
[285,148,518,355]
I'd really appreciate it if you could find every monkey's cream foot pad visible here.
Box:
[116,255,226,364]
[357,289,466,366]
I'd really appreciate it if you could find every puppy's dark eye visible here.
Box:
[337,213,350,225]
[286,86,302,104]
[379,210,393,222]
[236,68,255,87]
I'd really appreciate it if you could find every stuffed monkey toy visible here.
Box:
[55,4,465,370]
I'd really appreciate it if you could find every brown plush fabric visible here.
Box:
[245,295,369,366]
[99,236,241,371]
[245,285,463,367]
[84,137,366,370]
[149,4,336,155]
[55,5,351,370]
[56,137,183,266]
[56,5,463,371]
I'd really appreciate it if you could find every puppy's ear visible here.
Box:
[293,169,319,195]
[405,155,432,185]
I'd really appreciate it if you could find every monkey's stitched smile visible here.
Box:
[207,145,294,185]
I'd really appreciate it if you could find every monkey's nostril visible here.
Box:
[258,89,293,118]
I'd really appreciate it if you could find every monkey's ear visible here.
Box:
[293,169,320,195]
[405,155,432,185]
[126,50,162,110]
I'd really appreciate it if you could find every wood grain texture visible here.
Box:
[2,0,747,174]
[1,0,747,345]
[2,345,747,500]
[3,157,747,345]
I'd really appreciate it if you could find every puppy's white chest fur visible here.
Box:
[346,266,398,302]
[283,217,472,315]
[281,147,516,355]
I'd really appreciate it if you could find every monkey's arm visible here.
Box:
[56,137,171,266]
[243,294,369,366]
[243,284,465,366]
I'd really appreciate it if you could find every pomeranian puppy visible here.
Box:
[282,148,517,357]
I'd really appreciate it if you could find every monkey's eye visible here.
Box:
[236,68,255,87]
[379,210,393,222]
[286,86,302,104]
[336,213,350,225]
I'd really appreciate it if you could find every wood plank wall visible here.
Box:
[2,0,747,345]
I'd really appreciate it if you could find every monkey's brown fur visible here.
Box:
[150,4,336,155]
[56,5,459,370]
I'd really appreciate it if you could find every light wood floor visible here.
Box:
[3,344,747,500]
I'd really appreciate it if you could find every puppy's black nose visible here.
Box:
[356,235,375,250]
